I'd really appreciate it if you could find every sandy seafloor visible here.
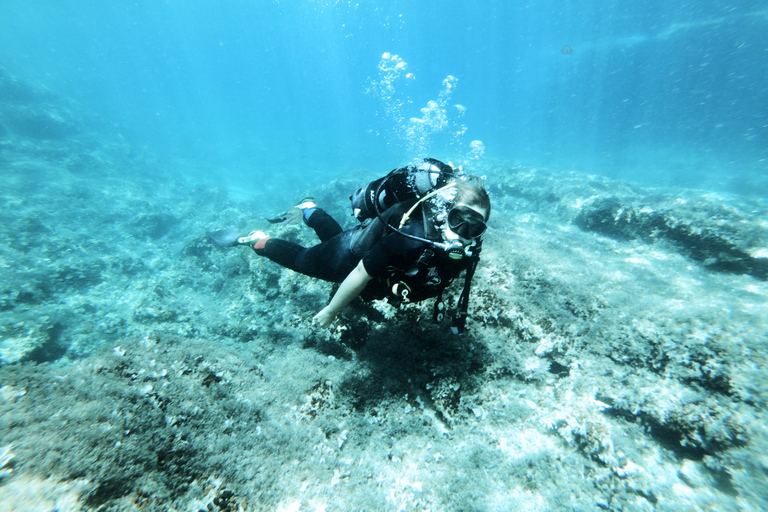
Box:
[1,73,768,512]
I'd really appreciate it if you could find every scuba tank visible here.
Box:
[350,158,458,222]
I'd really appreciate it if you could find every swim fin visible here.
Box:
[267,208,302,225]
[206,225,265,247]
[266,198,317,225]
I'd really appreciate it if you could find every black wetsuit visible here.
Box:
[254,207,474,304]
[255,209,359,283]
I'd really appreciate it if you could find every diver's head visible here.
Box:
[454,180,491,221]
[444,181,490,243]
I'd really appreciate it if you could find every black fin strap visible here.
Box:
[451,256,478,334]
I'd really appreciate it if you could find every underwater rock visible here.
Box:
[0,67,82,140]
[427,376,462,424]
[574,196,768,279]
[198,488,237,512]
[0,318,67,364]
[128,212,182,240]
[678,459,713,488]
[2,104,78,140]
[0,66,48,104]
[0,445,14,481]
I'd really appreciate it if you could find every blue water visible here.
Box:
[2,0,767,194]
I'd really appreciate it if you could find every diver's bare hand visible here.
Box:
[312,307,336,328]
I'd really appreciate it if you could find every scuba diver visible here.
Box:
[207,158,490,333]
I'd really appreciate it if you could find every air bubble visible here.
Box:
[369,53,482,161]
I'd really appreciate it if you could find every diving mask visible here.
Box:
[447,206,487,240]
